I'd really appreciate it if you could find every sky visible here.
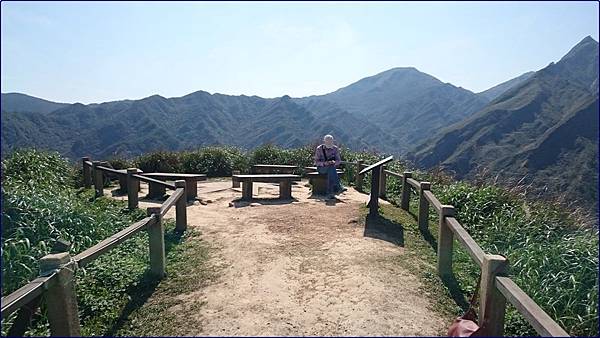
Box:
[1,1,598,104]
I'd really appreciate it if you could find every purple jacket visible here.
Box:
[314,144,341,167]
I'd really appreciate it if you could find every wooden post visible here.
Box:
[147,207,166,278]
[418,182,431,233]
[400,171,412,210]
[479,254,508,336]
[92,161,104,198]
[127,168,139,210]
[369,166,381,216]
[82,157,91,189]
[437,205,455,278]
[378,166,387,199]
[355,160,364,191]
[175,180,187,232]
[232,170,240,188]
[39,253,81,336]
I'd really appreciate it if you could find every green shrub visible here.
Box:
[107,156,133,170]
[181,146,247,177]
[135,151,182,173]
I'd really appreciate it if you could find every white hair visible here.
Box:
[323,134,334,141]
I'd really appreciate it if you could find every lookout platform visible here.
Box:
[115,179,448,336]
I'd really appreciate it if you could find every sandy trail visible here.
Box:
[124,179,447,336]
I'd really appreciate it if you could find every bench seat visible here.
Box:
[233,174,301,200]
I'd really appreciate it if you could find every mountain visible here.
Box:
[1,93,68,114]
[296,67,491,152]
[1,91,398,159]
[410,36,599,208]
[478,71,535,101]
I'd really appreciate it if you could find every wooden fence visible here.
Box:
[346,161,569,337]
[0,157,188,336]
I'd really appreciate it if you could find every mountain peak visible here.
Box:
[560,35,599,62]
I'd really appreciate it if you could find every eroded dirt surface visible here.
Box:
[119,179,447,336]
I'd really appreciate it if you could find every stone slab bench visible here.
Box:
[233,174,301,200]
[306,171,345,195]
[251,164,298,174]
[141,173,207,200]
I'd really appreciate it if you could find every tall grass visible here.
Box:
[0,149,182,336]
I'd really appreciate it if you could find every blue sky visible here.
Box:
[1,1,598,103]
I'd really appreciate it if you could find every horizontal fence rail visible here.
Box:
[1,157,190,336]
[359,164,570,337]
[1,273,57,319]
[495,276,569,337]
[132,174,177,189]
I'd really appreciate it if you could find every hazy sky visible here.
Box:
[1,1,598,103]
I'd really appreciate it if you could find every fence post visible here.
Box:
[418,181,431,233]
[232,170,240,188]
[479,254,508,336]
[147,207,166,278]
[175,180,187,232]
[378,166,387,199]
[81,157,91,188]
[39,253,81,336]
[127,168,139,210]
[437,205,455,278]
[92,161,104,198]
[355,160,364,191]
[400,171,412,210]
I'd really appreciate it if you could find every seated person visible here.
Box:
[314,134,347,198]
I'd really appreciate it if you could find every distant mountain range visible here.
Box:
[2,36,598,208]
[409,36,599,208]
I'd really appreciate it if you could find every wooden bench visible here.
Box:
[307,170,344,195]
[233,174,301,200]
[141,173,207,200]
[251,164,298,174]
[116,169,142,192]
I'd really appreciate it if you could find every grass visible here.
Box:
[113,228,215,336]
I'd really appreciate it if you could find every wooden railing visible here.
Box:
[1,157,189,336]
[343,161,569,337]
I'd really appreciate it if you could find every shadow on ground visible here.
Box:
[363,214,404,246]
[231,197,298,208]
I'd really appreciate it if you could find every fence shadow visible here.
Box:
[103,229,185,336]
[363,213,404,247]
[441,273,470,311]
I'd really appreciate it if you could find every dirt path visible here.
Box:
[132,180,447,336]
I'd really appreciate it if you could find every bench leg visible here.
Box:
[185,180,197,201]
[118,176,127,192]
[280,181,292,199]
[241,182,253,201]
[148,182,166,199]
[311,177,327,195]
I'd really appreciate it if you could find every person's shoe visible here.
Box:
[327,194,336,200]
